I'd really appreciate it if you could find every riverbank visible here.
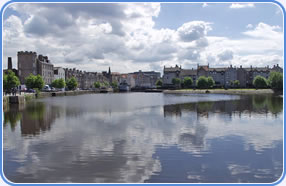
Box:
[163,89,277,95]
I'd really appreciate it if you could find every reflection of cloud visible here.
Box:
[3,94,283,183]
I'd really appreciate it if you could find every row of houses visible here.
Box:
[7,51,161,90]
[163,64,283,88]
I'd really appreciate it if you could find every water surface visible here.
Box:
[3,93,283,183]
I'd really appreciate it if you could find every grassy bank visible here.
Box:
[163,89,276,95]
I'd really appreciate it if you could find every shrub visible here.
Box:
[268,71,283,90]
[253,75,268,89]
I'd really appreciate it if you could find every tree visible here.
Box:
[207,77,215,88]
[51,78,65,89]
[183,77,193,88]
[253,75,268,89]
[66,77,78,90]
[34,75,45,90]
[233,80,240,88]
[197,76,208,89]
[111,81,118,89]
[268,71,283,90]
[172,78,181,88]
[94,82,101,88]
[156,79,163,87]
[25,74,44,90]
[4,70,20,92]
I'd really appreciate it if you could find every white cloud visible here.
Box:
[3,3,283,72]
[229,3,255,9]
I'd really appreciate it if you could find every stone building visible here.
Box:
[64,68,109,90]
[163,64,283,88]
[18,51,54,85]
[37,55,54,85]
[162,65,181,86]
[132,70,161,88]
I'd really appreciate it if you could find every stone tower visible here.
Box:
[8,57,12,70]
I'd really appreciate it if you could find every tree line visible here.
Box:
[155,71,283,90]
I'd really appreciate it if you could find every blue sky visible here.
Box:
[154,3,282,38]
[3,3,284,73]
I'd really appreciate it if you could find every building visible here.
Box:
[163,64,283,88]
[132,70,161,89]
[162,65,181,86]
[18,51,54,85]
[64,68,109,90]
[37,55,54,85]
[54,67,65,81]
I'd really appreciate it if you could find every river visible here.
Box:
[3,93,283,183]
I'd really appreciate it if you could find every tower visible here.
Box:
[8,57,12,70]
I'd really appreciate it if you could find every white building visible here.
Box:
[54,67,65,81]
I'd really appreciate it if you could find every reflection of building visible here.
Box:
[20,103,60,136]
[163,95,283,119]
[163,64,283,88]
[18,51,54,84]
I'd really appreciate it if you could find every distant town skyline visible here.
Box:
[3,3,283,74]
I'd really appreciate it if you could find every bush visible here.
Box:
[4,70,20,92]
[197,76,208,89]
[66,77,78,90]
[25,74,44,90]
[183,77,193,88]
[207,77,215,88]
[52,78,65,89]
[268,71,283,90]
[156,79,163,87]
[94,82,101,88]
[233,80,240,88]
[253,75,268,89]
[172,78,181,88]
[197,76,214,89]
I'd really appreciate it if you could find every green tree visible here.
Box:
[197,76,208,89]
[94,81,101,88]
[253,75,268,89]
[34,75,45,90]
[233,80,240,88]
[207,77,215,89]
[52,78,65,89]
[156,79,163,87]
[66,77,78,90]
[183,77,193,88]
[172,78,181,88]
[111,81,118,88]
[4,70,20,92]
[25,74,44,90]
[268,71,283,90]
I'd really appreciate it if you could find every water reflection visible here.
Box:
[3,93,283,183]
[164,95,283,118]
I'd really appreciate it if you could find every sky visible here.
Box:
[2,3,284,74]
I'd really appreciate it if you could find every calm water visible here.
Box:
[3,93,283,183]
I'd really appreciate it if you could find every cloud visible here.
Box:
[177,21,212,42]
[217,50,234,61]
[229,3,255,9]
[3,3,283,72]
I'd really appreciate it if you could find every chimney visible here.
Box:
[240,65,242,68]
[277,64,279,67]
[8,57,12,70]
